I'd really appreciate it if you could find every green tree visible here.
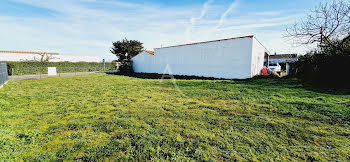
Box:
[111,38,143,62]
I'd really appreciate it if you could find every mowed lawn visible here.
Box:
[0,74,349,161]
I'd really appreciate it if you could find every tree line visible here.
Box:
[287,0,350,88]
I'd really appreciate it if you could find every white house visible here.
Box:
[132,35,270,79]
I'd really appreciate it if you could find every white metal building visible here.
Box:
[132,36,269,79]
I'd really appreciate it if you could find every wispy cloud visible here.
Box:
[215,0,240,29]
[196,0,214,22]
[254,10,285,16]
[0,0,313,60]
[1,0,198,60]
[185,0,214,41]
[217,22,291,31]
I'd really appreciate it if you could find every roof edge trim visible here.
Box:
[155,35,254,49]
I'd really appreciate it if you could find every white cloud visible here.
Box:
[0,0,311,61]
[1,0,199,60]
[215,0,240,29]
[185,0,215,41]
[254,11,285,16]
[217,22,289,31]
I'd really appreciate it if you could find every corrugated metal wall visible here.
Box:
[0,62,9,86]
[133,37,257,79]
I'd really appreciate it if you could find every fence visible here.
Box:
[0,62,9,87]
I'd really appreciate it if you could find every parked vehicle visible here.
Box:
[269,63,281,72]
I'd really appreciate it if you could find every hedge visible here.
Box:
[7,62,115,75]
[293,36,350,88]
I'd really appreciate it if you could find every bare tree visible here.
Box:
[286,0,350,49]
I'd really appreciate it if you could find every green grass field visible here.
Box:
[0,74,349,161]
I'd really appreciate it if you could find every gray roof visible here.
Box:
[269,54,297,59]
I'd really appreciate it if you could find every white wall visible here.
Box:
[132,51,157,73]
[0,53,101,62]
[133,37,255,79]
[251,37,269,76]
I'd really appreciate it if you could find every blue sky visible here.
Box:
[0,0,333,60]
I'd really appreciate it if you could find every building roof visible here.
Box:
[155,35,254,49]
[0,51,59,55]
[267,54,298,63]
[269,54,297,59]
[144,50,154,55]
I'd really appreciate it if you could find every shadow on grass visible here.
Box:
[106,72,350,95]
[240,76,349,95]
[106,72,228,80]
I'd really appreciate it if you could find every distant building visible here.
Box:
[0,51,101,62]
[265,54,298,74]
[267,54,298,64]
[132,36,270,79]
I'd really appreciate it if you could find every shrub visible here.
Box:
[294,37,350,88]
[118,62,134,74]
[7,62,115,75]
